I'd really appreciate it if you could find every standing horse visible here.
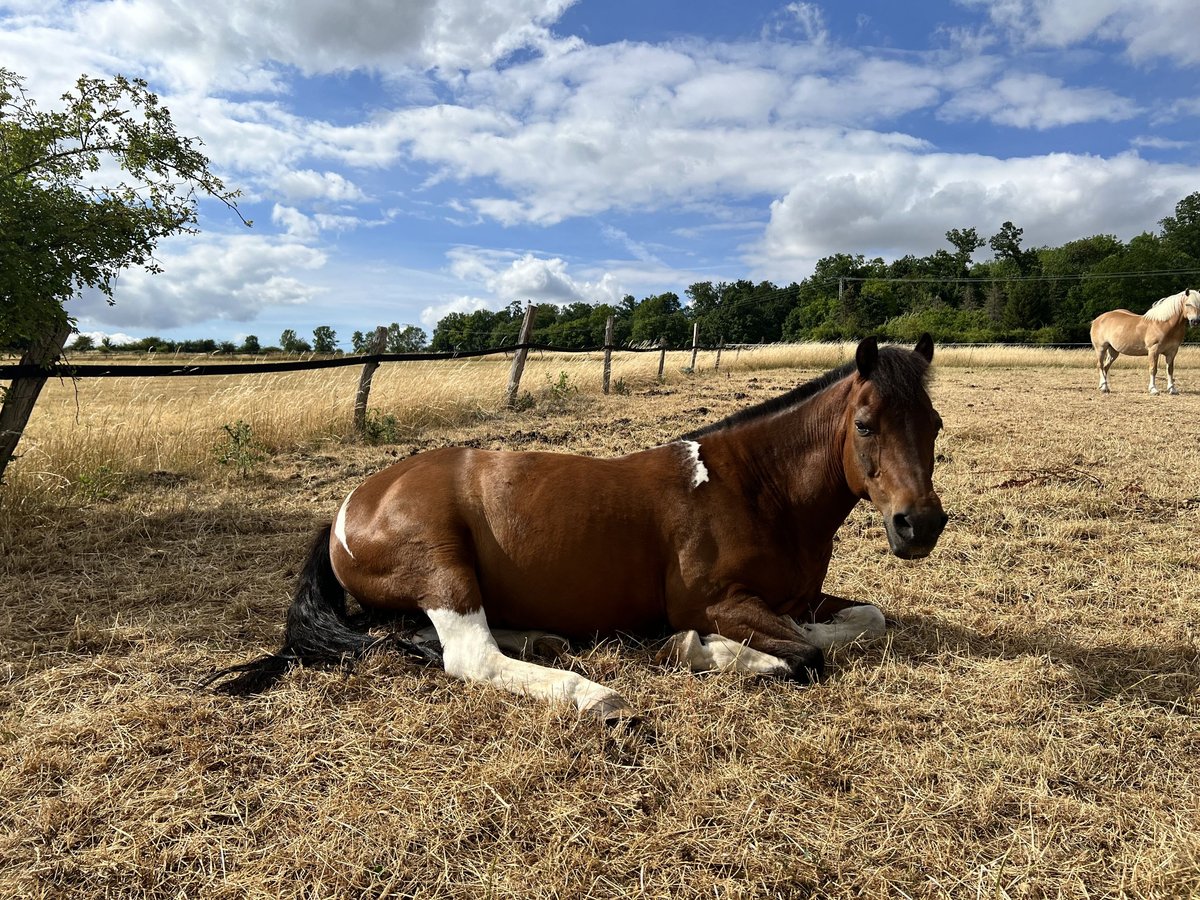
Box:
[204,336,946,719]
[1090,288,1200,394]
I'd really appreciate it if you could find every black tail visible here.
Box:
[200,524,385,695]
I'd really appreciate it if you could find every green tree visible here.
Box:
[68,333,95,351]
[0,68,244,482]
[239,334,261,354]
[279,329,311,353]
[311,325,337,353]
[0,68,244,347]
[630,292,690,346]
[1159,191,1200,261]
[386,323,427,352]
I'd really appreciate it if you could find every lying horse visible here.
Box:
[205,336,947,719]
[1090,288,1200,394]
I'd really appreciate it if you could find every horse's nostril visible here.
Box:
[892,513,913,536]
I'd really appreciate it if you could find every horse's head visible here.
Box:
[842,334,947,560]
[1185,289,1200,326]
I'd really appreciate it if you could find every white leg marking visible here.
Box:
[658,631,789,676]
[680,440,709,488]
[333,487,357,559]
[416,625,568,659]
[785,605,886,651]
[425,608,626,716]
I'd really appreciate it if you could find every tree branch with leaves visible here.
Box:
[0,67,248,483]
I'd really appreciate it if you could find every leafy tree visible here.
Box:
[0,67,244,482]
[69,333,95,351]
[386,323,427,352]
[989,221,1038,276]
[630,292,690,346]
[279,329,311,353]
[239,334,261,354]
[0,68,244,347]
[311,325,338,354]
[1159,191,1200,262]
[945,227,985,266]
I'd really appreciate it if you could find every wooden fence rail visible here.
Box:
[0,326,712,482]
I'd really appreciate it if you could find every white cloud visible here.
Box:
[446,248,624,306]
[276,169,366,204]
[67,331,138,348]
[959,0,1200,66]
[271,204,320,241]
[939,72,1138,128]
[69,234,327,330]
[753,149,1197,279]
[419,295,492,329]
[66,0,579,93]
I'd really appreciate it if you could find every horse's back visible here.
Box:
[1091,309,1149,354]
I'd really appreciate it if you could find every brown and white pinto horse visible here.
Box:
[204,336,947,719]
[1091,288,1200,394]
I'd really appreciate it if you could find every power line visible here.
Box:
[834,268,1200,285]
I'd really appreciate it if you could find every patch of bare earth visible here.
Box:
[2,354,1199,898]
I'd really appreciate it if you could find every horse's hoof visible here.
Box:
[783,647,825,684]
[582,694,635,723]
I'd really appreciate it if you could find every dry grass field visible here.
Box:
[2,343,1199,898]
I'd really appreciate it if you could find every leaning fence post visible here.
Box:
[0,322,73,485]
[689,323,700,371]
[602,315,615,394]
[657,338,666,381]
[506,303,538,408]
[353,326,388,434]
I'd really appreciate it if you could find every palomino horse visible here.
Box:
[1090,288,1200,394]
[204,336,947,719]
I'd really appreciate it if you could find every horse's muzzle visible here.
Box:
[886,508,948,559]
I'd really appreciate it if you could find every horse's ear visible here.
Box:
[914,332,934,362]
[855,337,878,379]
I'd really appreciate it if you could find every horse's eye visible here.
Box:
[855,421,872,436]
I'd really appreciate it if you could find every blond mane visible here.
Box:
[1142,289,1192,322]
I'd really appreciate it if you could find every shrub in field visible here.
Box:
[214,420,265,477]
[362,409,401,444]
[73,464,122,502]
[545,371,578,401]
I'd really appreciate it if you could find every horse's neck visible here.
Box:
[705,380,858,532]
[1147,295,1183,325]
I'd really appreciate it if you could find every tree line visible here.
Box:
[428,192,1200,350]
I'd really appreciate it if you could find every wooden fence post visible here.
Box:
[602,315,614,394]
[689,323,700,371]
[715,336,724,372]
[506,303,537,408]
[353,326,388,435]
[0,322,73,484]
[657,338,666,381]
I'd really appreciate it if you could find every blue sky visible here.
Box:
[3,0,1199,348]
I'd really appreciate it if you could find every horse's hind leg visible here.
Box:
[1096,345,1114,392]
[423,592,630,720]
[1148,346,1161,394]
[413,624,569,660]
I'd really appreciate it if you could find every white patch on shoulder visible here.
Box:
[333,487,357,559]
[681,440,709,488]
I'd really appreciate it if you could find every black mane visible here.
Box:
[679,346,930,440]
